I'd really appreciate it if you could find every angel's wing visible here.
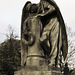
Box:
[21,1,31,66]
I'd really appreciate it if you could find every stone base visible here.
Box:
[14,66,63,75]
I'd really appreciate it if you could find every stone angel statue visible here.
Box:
[21,0,68,67]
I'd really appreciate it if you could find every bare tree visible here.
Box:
[66,26,75,69]
[6,25,19,39]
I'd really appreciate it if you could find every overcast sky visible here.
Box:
[0,0,75,43]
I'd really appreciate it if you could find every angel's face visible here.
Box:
[29,4,38,13]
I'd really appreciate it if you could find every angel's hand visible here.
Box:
[35,13,45,17]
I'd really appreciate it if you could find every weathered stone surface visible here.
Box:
[14,70,62,75]
[26,56,50,66]
[14,66,63,75]
[14,0,68,75]
[21,0,68,67]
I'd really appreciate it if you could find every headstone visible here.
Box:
[14,0,68,75]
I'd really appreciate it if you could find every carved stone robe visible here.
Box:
[37,0,68,66]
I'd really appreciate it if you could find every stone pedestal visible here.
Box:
[14,66,63,75]
[14,56,63,75]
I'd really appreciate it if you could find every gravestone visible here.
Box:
[14,0,68,75]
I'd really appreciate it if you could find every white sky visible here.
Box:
[0,0,75,43]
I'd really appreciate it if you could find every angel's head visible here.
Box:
[29,4,38,13]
